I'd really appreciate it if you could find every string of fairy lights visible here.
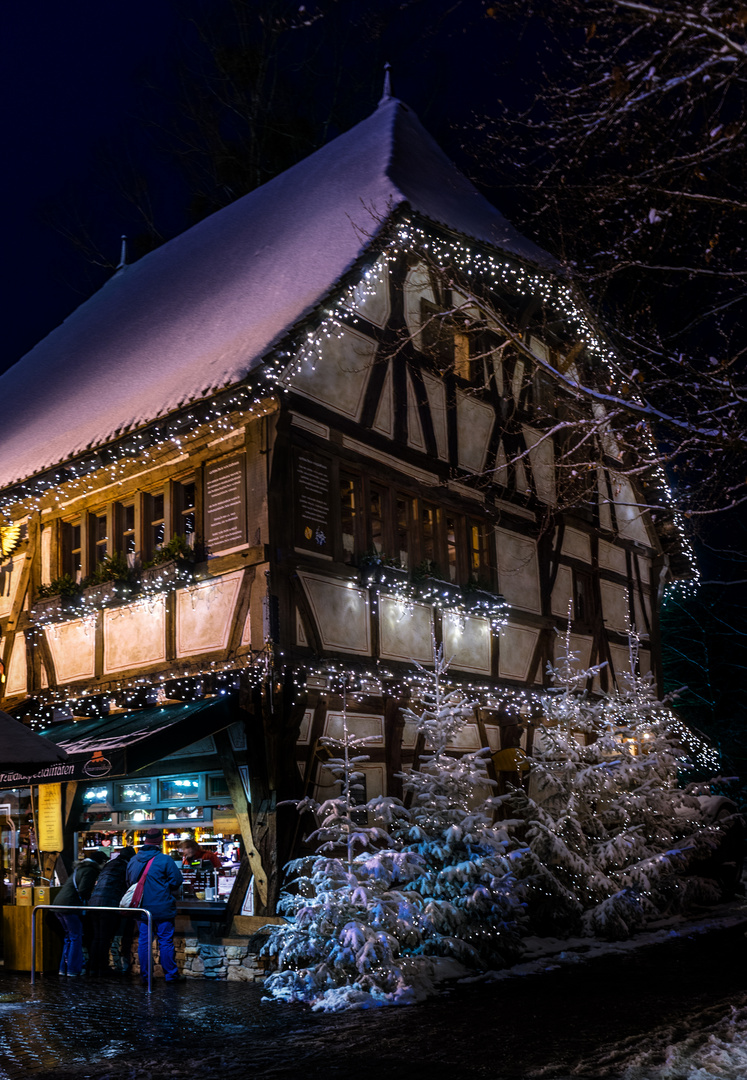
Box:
[2,213,703,740]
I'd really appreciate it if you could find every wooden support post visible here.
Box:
[214,729,269,911]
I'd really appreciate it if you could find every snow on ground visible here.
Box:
[461,901,747,986]
[620,1006,747,1080]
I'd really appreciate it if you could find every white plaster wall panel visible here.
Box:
[372,364,394,438]
[523,426,557,505]
[103,596,167,674]
[561,527,591,563]
[228,722,247,751]
[442,613,491,675]
[456,392,494,473]
[600,580,630,633]
[495,529,542,614]
[446,722,481,751]
[499,625,539,681]
[297,709,313,745]
[406,371,426,451]
[360,764,385,798]
[403,263,435,351]
[515,456,530,495]
[176,570,243,658]
[633,590,651,636]
[316,763,385,803]
[494,441,508,486]
[639,649,652,677]
[295,609,307,647]
[512,358,525,406]
[41,527,52,586]
[551,565,574,619]
[609,643,633,683]
[379,597,433,664]
[401,719,418,750]
[483,724,501,752]
[287,326,377,422]
[567,634,593,673]
[637,555,653,588]
[324,711,384,745]
[45,619,96,683]
[598,539,628,576]
[610,473,652,546]
[0,555,22,619]
[348,257,391,328]
[421,371,449,460]
[5,633,26,696]
[298,572,371,655]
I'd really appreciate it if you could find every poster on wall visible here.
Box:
[204,455,248,554]
[37,782,63,851]
[293,446,333,557]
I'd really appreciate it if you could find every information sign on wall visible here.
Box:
[205,456,248,554]
[293,447,333,557]
[37,783,63,852]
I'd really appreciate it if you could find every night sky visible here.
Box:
[3,2,538,379]
[3,2,180,375]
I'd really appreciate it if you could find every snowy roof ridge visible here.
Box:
[0,97,557,495]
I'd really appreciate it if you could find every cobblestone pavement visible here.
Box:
[2,921,747,1080]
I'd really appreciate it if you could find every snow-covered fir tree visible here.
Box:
[395,642,521,967]
[262,681,428,1011]
[509,619,729,940]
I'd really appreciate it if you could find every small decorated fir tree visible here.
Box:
[395,643,521,966]
[262,684,426,1011]
[510,621,729,940]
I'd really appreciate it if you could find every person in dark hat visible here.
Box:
[87,846,138,976]
[126,828,184,983]
[53,849,109,976]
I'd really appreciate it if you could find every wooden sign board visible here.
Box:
[293,447,333,557]
[204,456,248,554]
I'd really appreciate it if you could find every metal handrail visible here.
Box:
[31,905,154,994]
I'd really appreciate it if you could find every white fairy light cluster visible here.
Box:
[359,562,509,632]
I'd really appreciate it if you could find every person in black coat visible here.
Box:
[53,850,108,976]
[87,846,137,976]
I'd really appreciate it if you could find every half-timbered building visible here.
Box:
[0,89,695,956]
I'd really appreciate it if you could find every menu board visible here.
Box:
[37,783,63,851]
[293,447,333,557]
[205,456,248,553]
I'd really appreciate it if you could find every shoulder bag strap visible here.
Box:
[132,857,157,908]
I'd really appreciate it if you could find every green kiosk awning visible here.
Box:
[0,696,237,787]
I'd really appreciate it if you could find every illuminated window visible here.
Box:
[178,480,197,549]
[122,504,137,567]
[370,485,386,556]
[117,781,151,804]
[93,511,108,564]
[396,496,414,569]
[63,519,83,582]
[83,786,109,804]
[340,472,359,564]
[165,805,203,820]
[446,516,458,583]
[149,492,166,555]
[207,775,230,799]
[159,776,200,801]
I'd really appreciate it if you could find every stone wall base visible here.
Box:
[115,915,284,982]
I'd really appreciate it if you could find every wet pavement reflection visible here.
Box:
[2,923,747,1080]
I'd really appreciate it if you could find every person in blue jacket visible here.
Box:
[126,828,184,983]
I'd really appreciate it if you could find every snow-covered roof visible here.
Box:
[0,97,557,492]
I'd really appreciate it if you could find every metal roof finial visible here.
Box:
[116,235,128,271]
[379,62,392,106]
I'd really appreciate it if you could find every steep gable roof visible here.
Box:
[0,97,557,493]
